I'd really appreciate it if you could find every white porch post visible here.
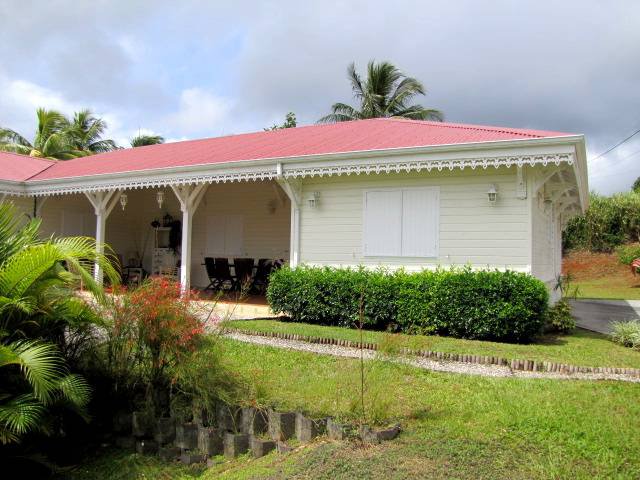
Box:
[171,184,207,291]
[85,190,121,283]
[275,163,302,267]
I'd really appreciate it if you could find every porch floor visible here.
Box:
[197,292,277,320]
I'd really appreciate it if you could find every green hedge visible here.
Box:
[267,266,549,343]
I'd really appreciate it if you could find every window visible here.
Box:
[363,187,439,257]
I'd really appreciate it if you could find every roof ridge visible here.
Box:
[377,117,559,138]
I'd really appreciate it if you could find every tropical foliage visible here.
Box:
[563,190,640,252]
[319,61,443,123]
[0,108,116,160]
[130,134,164,148]
[67,109,117,153]
[265,112,297,131]
[0,201,116,444]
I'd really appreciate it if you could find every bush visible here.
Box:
[545,299,576,334]
[563,191,640,252]
[267,266,549,343]
[616,243,640,265]
[611,320,640,350]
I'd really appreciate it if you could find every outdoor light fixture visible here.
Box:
[307,191,320,208]
[486,184,498,205]
[120,193,128,211]
[156,190,164,209]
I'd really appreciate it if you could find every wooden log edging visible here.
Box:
[229,328,640,378]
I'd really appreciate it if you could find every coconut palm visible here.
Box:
[0,108,84,160]
[67,109,117,154]
[319,61,443,123]
[0,201,117,443]
[130,134,164,148]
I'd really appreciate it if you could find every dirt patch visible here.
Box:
[563,250,636,281]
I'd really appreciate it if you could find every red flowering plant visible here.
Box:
[102,277,211,414]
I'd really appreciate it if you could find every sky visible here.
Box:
[0,0,639,194]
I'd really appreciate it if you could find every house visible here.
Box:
[0,118,588,300]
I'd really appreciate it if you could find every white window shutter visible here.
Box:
[401,188,439,257]
[363,190,402,256]
[225,215,244,255]
[206,215,225,254]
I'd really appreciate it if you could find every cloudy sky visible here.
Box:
[1,0,639,193]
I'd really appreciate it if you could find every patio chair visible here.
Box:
[213,257,235,290]
[204,257,218,290]
[233,257,255,291]
[251,258,273,294]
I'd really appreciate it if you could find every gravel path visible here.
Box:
[225,332,640,383]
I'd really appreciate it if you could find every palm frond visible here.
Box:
[0,394,45,443]
[56,373,91,407]
[0,128,32,148]
[0,341,63,403]
[130,134,164,148]
[318,103,362,123]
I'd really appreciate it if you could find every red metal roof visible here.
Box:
[0,151,56,181]
[4,119,572,183]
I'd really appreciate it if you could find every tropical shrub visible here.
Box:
[563,191,640,252]
[545,300,576,334]
[616,243,640,265]
[0,201,115,444]
[95,278,206,414]
[610,320,640,350]
[0,340,90,445]
[267,266,549,343]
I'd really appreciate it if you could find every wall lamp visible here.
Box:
[487,184,498,205]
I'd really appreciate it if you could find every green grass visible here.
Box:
[224,319,640,369]
[70,339,640,479]
[573,279,640,300]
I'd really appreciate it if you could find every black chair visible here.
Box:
[204,257,217,290]
[251,258,273,294]
[213,258,235,291]
[233,258,255,291]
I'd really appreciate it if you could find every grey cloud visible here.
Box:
[0,0,639,193]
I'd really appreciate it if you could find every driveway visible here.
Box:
[568,299,640,334]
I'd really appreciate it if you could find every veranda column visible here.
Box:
[170,184,207,291]
[276,163,302,267]
[84,190,122,283]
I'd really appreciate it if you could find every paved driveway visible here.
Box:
[568,299,640,334]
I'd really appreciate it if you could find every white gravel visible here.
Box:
[224,332,640,383]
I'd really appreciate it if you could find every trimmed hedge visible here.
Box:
[267,266,549,343]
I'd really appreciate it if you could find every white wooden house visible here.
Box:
[0,118,588,300]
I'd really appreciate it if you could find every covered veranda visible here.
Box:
[29,177,297,296]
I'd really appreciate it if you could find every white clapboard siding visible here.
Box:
[299,167,531,270]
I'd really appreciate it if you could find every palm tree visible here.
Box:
[319,61,443,123]
[0,201,117,443]
[130,134,164,148]
[0,109,83,160]
[67,109,117,154]
[0,340,90,445]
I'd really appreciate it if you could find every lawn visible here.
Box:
[224,319,640,369]
[70,339,640,480]
[563,249,640,300]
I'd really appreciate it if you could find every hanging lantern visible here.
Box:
[120,193,128,210]
[156,190,164,209]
